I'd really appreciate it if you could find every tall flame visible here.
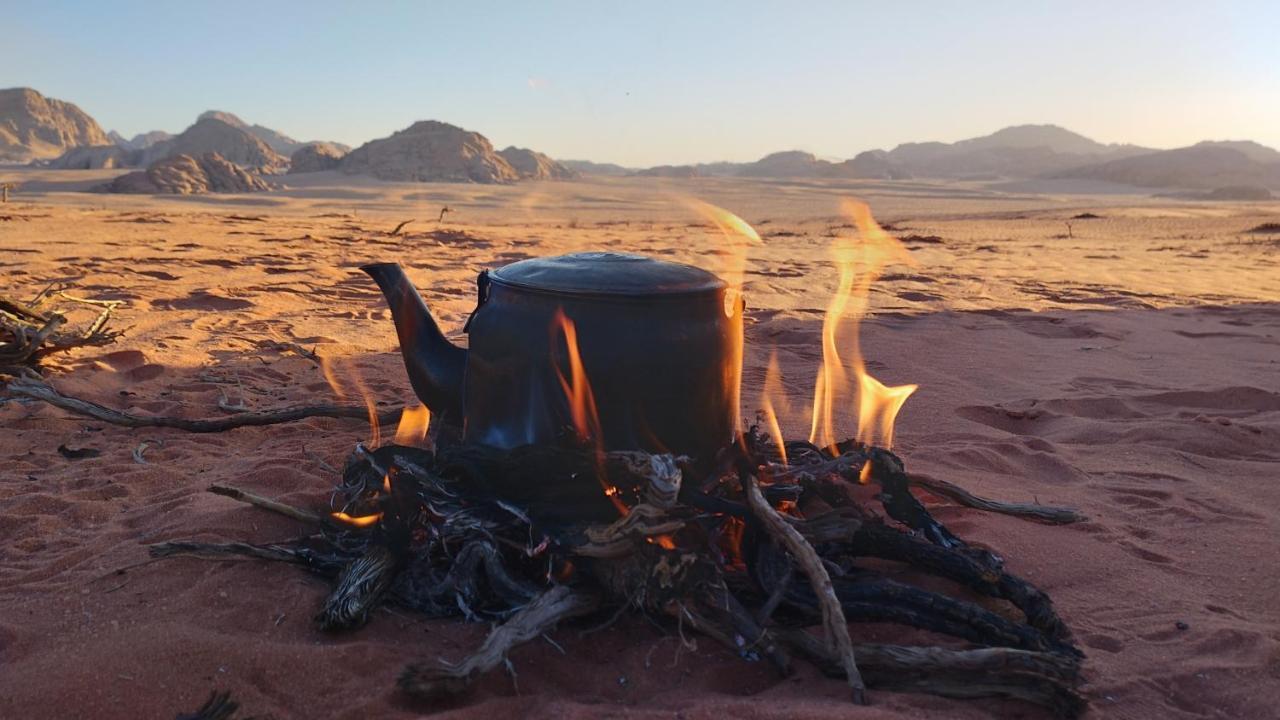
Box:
[684,199,762,436]
[809,199,918,451]
[551,308,627,516]
[394,405,431,446]
[320,354,383,447]
[760,350,789,464]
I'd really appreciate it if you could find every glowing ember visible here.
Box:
[858,460,873,484]
[809,199,917,451]
[331,511,382,528]
[551,308,628,516]
[394,404,431,446]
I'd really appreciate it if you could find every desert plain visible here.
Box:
[1,171,1279,718]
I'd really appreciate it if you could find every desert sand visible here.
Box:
[1,171,1278,719]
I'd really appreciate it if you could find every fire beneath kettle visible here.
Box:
[154,196,1087,717]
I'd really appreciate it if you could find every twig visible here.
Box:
[207,483,323,525]
[4,377,402,432]
[744,474,866,704]
[317,545,400,631]
[908,473,1085,523]
[389,219,415,235]
[399,585,600,700]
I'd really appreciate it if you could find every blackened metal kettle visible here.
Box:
[363,252,741,458]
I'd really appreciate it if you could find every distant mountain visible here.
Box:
[0,87,109,162]
[339,120,521,183]
[198,110,348,157]
[498,146,577,180]
[870,124,1151,179]
[635,164,701,178]
[115,130,173,150]
[1054,144,1280,190]
[561,159,632,176]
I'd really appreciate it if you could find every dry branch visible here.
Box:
[744,474,866,704]
[207,484,323,525]
[908,473,1085,523]
[4,377,403,432]
[399,585,601,700]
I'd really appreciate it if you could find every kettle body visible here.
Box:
[364,252,741,458]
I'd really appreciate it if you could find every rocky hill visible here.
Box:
[1054,145,1280,190]
[498,146,577,180]
[288,142,347,174]
[100,152,273,194]
[198,110,348,157]
[0,87,109,162]
[144,117,288,172]
[48,144,140,169]
[338,121,521,183]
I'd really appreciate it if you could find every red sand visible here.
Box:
[2,179,1279,718]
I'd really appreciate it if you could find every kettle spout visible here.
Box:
[361,263,466,421]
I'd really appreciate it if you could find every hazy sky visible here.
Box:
[6,1,1277,166]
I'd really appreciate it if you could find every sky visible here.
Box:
[5,1,1277,166]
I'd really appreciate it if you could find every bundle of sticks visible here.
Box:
[155,427,1088,717]
[0,285,123,376]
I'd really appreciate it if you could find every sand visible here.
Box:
[1,171,1279,719]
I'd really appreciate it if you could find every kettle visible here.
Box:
[363,252,742,458]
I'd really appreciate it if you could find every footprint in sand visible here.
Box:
[151,290,254,311]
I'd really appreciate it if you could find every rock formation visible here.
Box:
[338,121,519,183]
[634,164,700,178]
[288,142,347,174]
[116,130,173,150]
[99,152,273,194]
[560,159,632,176]
[498,146,577,179]
[49,145,141,169]
[198,110,348,157]
[144,117,288,172]
[0,87,110,162]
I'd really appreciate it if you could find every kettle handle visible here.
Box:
[462,270,491,333]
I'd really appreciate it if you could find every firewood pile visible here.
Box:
[156,426,1088,717]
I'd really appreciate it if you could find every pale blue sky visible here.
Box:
[5,1,1277,165]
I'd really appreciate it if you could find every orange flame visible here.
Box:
[684,200,762,437]
[809,199,918,451]
[551,308,627,516]
[394,405,431,446]
[331,511,382,528]
[760,350,789,464]
[320,354,383,447]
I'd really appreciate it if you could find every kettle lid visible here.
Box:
[490,252,725,296]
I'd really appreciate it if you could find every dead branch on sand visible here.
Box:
[0,287,124,375]
[3,376,403,432]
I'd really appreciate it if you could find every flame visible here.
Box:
[760,350,789,464]
[808,199,918,451]
[684,200,762,437]
[320,354,383,447]
[858,460,873,484]
[551,308,627,516]
[394,405,431,446]
[331,511,382,528]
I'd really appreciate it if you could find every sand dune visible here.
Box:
[1,174,1278,718]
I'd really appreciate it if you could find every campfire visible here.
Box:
[6,200,1087,717]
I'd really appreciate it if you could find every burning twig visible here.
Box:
[4,377,403,432]
[399,585,600,701]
